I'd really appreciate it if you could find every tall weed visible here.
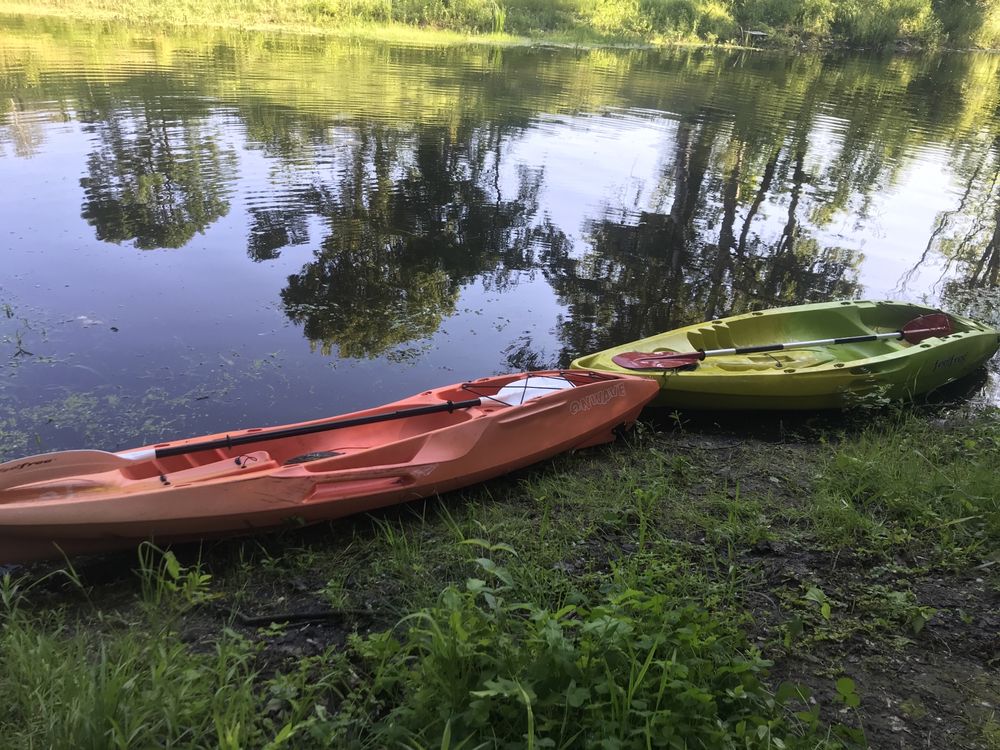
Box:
[350,554,835,748]
[0,595,260,748]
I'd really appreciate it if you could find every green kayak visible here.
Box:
[570,300,1000,410]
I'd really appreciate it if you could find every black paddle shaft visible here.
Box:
[153,398,483,459]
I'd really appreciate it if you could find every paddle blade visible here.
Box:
[900,313,953,343]
[0,450,136,491]
[611,350,704,371]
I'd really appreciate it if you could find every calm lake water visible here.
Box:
[1,16,998,455]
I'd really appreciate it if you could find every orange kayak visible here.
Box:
[0,370,658,563]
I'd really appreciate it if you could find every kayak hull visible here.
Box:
[570,300,999,410]
[0,371,658,564]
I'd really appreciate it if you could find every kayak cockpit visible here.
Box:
[707,349,837,371]
[119,450,280,487]
[116,408,481,480]
[681,311,919,371]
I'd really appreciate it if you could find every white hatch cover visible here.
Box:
[494,375,575,406]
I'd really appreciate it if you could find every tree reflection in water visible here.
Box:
[0,23,994,363]
[277,127,564,359]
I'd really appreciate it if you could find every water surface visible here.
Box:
[1,17,998,454]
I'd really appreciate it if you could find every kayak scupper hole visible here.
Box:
[752,311,763,315]
[784,368,796,373]
[920,344,931,348]
[834,363,845,368]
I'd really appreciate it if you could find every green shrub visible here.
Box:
[736,0,835,34]
[503,0,578,32]
[643,0,738,39]
[586,0,651,36]
[833,0,940,46]
[931,0,1000,44]
[304,0,502,31]
[579,0,738,40]
[979,0,1000,45]
[948,0,1000,46]
[353,556,822,748]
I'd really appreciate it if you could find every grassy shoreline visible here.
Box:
[2,403,998,748]
[2,0,999,50]
[0,2,530,47]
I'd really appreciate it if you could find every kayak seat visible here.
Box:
[157,450,278,484]
[710,349,837,371]
[687,327,730,350]
[695,324,735,349]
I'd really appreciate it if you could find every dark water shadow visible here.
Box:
[641,366,995,444]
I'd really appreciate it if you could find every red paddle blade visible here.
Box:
[900,313,953,343]
[611,350,704,371]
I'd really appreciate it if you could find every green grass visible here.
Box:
[2,408,998,747]
[0,561,264,749]
[810,411,1000,566]
[2,0,1000,47]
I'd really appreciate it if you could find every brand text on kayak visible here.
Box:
[570,383,627,414]
[933,353,968,371]
[0,457,55,475]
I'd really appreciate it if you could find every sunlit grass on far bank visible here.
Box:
[2,0,999,49]
[0,1,525,47]
[0,0,675,49]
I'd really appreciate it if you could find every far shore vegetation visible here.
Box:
[2,0,1000,49]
